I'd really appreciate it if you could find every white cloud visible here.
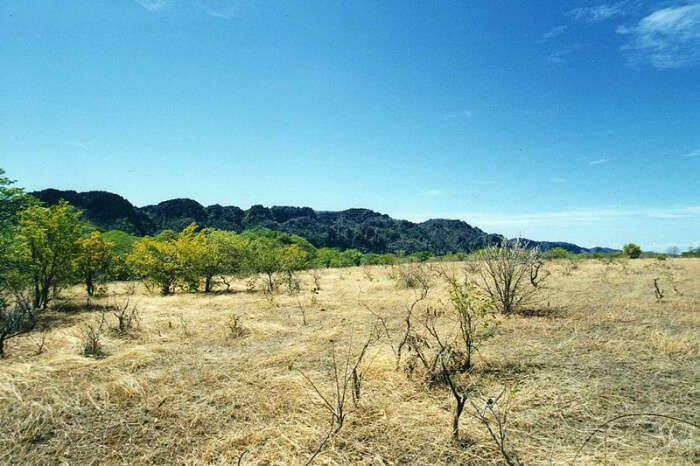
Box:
[682,148,700,157]
[589,158,609,165]
[568,2,629,23]
[539,25,567,43]
[617,3,700,68]
[135,0,169,11]
[199,0,241,19]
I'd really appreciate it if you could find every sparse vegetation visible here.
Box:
[0,171,698,464]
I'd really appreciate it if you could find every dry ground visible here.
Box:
[1,258,698,464]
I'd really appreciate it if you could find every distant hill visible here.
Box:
[30,189,615,255]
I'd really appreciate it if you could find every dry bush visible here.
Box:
[298,332,377,463]
[467,387,522,465]
[475,239,544,315]
[311,271,321,291]
[282,271,301,295]
[361,266,374,281]
[79,311,107,357]
[224,313,249,339]
[111,298,141,335]
[395,264,432,290]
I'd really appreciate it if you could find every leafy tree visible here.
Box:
[18,200,84,309]
[203,230,252,292]
[340,249,363,266]
[174,223,209,292]
[623,243,642,259]
[0,169,36,287]
[128,235,180,295]
[0,169,38,355]
[249,236,283,292]
[75,231,114,300]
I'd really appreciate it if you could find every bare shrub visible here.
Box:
[366,276,431,370]
[468,387,522,465]
[653,278,664,300]
[224,313,249,338]
[396,264,432,290]
[80,311,107,357]
[475,239,544,315]
[299,332,377,434]
[362,266,374,281]
[111,298,141,335]
[311,271,321,292]
[282,271,301,295]
[33,327,48,355]
[0,301,35,357]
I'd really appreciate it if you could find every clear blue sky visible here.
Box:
[1,1,698,251]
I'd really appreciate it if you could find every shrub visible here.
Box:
[475,238,543,315]
[623,243,642,259]
[395,264,432,291]
[80,312,107,357]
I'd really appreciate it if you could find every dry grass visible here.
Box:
[1,259,698,464]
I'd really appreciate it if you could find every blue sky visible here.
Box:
[1,0,698,250]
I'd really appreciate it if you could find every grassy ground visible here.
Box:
[1,258,698,464]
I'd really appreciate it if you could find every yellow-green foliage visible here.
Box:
[128,224,258,294]
[74,231,114,297]
[128,232,181,295]
[18,200,84,309]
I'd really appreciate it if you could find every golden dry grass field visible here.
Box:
[1,258,699,464]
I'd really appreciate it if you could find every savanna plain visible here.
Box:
[1,258,698,464]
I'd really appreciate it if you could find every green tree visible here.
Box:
[128,235,180,295]
[75,232,114,301]
[174,223,209,292]
[250,236,283,292]
[203,230,252,292]
[623,243,642,259]
[18,200,84,309]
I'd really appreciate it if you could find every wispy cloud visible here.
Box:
[568,2,630,23]
[199,0,241,19]
[135,0,168,11]
[546,43,586,63]
[617,3,700,68]
[538,25,567,43]
[135,0,241,19]
[589,158,609,165]
[65,141,87,149]
[682,148,700,157]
